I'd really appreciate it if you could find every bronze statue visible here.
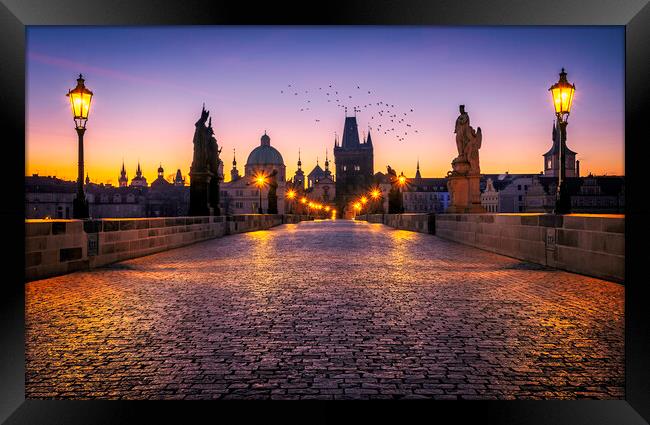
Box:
[191,105,210,174]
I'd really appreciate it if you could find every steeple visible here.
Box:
[324,149,330,174]
[415,158,421,180]
[293,148,305,190]
[174,169,184,186]
[85,173,90,185]
[366,128,373,146]
[119,160,128,187]
[136,161,142,177]
[230,148,240,181]
[157,163,164,178]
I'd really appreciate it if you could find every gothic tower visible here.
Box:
[333,116,374,215]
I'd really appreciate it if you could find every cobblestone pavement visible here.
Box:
[26,219,624,400]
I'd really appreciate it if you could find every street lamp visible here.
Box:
[67,74,93,219]
[549,68,576,214]
[254,173,267,214]
[370,187,381,214]
[353,202,362,218]
[286,189,296,214]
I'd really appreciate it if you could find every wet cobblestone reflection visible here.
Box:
[26,219,624,400]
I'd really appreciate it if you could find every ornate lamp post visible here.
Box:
[254,173,267,214]
[549,68,576,214]
[67,74,93,219]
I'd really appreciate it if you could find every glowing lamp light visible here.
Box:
[324,206,330,212]
[354,202,362,210]
[370,189,381,199]
[360,196,368,204]
[398,175,407,186]
[301,197,307,204]
[67,74,93,129]
[286,189,296,199]
[549,68,575,117]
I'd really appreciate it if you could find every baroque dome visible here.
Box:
[246,133,285,166]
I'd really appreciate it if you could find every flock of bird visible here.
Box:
[279,83,419,142]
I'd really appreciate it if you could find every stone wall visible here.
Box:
[361,213,435,234]
[25,214,306,282]
[365,213,624,283]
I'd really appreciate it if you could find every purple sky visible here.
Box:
[26,26,624,184]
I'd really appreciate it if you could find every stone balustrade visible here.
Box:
[25,214,308,282]
[360,212,624,283]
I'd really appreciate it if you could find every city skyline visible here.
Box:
[26,26,624,185]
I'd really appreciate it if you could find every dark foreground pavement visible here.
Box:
[26,219,624,399]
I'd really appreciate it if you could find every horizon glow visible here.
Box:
[26,26,624,185]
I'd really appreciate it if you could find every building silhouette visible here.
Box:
[544,120,578,177]
[334,116,374,215]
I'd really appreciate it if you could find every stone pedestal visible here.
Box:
[446,158,485,213]
[189,171,213,216]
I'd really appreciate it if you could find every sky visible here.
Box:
[26,26,624,185]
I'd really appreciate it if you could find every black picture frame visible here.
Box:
[2,0,649,423]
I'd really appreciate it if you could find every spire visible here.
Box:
[85,173,90,185]
[297,148,302,170]
[136,161,142,176]
[415,158,421,179]
[232,148,237,167]
[366,128,373,146]
[334,132,338,149]
[324,149,330,171]
[121,160,126,174]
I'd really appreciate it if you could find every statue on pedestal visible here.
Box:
[267,169,278,214]
[446,105,485,213]
[189,105,222,216]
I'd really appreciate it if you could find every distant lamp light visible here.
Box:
[549,68,575,119]
[360,196,368,204]
[301,197,307,204]
[286,189,296,199]
[67,74,93,129]
[398,174,407,186]
[370,188,381,199]
[354,202,362,211]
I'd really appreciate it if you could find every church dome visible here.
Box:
[246,133,284,166]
